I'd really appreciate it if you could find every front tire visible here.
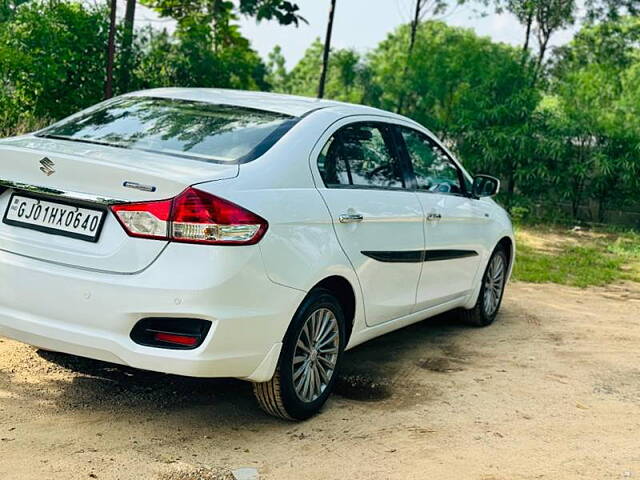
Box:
[461,247,508,327]
[253,289,346,420]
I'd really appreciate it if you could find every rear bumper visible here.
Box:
[0,243,305,380]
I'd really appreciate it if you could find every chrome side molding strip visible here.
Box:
[0,178,126,205]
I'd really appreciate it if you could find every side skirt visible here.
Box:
[345,293,470,351]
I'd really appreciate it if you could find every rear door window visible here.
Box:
[317,123,405,189]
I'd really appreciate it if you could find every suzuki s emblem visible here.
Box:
[39,157,55,176]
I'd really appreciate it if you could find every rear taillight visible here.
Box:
[110,199,172,240]
[111,187,268,245]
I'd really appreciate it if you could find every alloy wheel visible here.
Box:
[292,307,340,403]
[483,253,506,317]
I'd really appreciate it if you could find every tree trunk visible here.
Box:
[522,11,533,54]
[120,0,136,93]
[409,0,421,55]
[396,0,422,114]
[318,0,337,99]
[104,0,117,99]
[536,35,550,72]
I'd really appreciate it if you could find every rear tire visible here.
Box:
[253,289,346,420]
[461,247,508,327]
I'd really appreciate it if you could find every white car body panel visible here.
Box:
[319,187,424,326]
[414,192,486,309]
[0,88,515,382]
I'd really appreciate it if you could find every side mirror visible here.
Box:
[471,175,500,198]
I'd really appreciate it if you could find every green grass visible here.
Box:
[512,226,640,288]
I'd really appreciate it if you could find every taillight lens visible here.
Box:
[110,199,172,240]
[111,187,268,245]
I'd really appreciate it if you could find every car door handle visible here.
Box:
[426,213,442,221]
[338,213,364,224]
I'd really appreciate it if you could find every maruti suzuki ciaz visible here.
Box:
[0,89,514,420]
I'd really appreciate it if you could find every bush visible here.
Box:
[0,1,109,126]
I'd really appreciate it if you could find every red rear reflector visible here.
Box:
[153,332,199,346]
[111,187,268,245]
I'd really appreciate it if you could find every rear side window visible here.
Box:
[37,97,296,164]
[317,123,405,189]
[400,127,463,195]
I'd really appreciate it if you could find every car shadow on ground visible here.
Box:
[10,309,478,423]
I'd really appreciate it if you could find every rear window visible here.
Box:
[37,97,296,164]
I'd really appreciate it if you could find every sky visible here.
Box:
[133,0,578,69]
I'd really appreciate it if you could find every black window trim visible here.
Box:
[393,125,473,198]
[318,120,412,192]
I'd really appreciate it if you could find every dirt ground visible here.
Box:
[1,282,640,480]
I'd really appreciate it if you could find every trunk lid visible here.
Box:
[0,136,238,273]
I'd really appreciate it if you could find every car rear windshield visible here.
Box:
[37,97,297,164]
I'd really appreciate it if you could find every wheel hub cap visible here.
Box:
[483,254,506,317]
[292,307,340,403]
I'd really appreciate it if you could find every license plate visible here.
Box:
[3,193,106,242]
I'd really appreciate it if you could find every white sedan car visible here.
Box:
[0,89,514,420]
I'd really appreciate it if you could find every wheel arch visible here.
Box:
[495,235,515,282]
[496,236,514,267]
[310,275,356,344]
[463,234,515,311]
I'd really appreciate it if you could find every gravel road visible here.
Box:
[1,282,640,480]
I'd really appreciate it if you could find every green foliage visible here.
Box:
[543,17,640,220]
[266,45,289,92]
[584,0,640,21]
[131,0,275,91]
[131,20,267,90]
[0,1,109,122]
[368,21,540,205]
[0,1,638,230]
[0,0,272,134]
[0,0,28,22]
[272,39,370,103]
[142,0,304,27]
[141,0,303,55]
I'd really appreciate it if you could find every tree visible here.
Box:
[584,0,640,21]
[397,0,467,112]
[369,21,539,206]
[406,0,466,55]
[266,45,289,92]
[491,0,575,81]
[119,0,137,93]
[142,0,304,48]
[104,0,117,99]
[491,0,640,76]
[130,19,268,91]
[0,0,29,22]
[0,1,110,123]
[284,39,369,103]
[318,0,336,99]
[135,0,301,92]
[547,17,640,220]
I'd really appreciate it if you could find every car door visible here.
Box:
[313,120,424,327]
[395,126,486,311]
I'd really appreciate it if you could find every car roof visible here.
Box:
[125,87,401,119]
